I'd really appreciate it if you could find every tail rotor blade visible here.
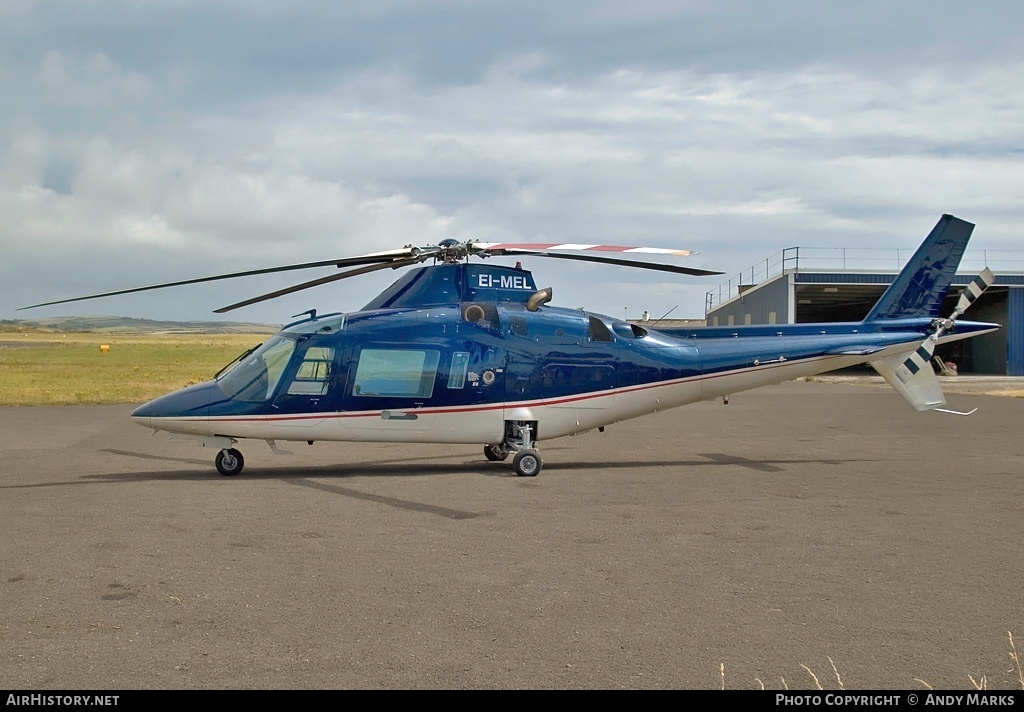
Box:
[900,338,937,376]
[951,267,994,319]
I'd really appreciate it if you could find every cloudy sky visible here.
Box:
[3,1,1022,325]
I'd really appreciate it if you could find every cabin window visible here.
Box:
[447,352,470,389]
[353,349,440,398]
[286,346,335,395]
[216,336,296,402]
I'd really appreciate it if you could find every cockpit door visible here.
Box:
[266,338,344,426]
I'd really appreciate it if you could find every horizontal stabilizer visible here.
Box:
[826,345,887,356]
[870,346,946,412]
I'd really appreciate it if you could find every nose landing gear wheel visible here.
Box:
[484,444,509,461]
[512,449,541,477]
[216,448,244,477]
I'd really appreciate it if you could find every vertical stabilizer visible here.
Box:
[863,214,974,322]
[870,350,946,411]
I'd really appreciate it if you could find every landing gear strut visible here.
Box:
[216,448,245,476]
[503,420,541,477]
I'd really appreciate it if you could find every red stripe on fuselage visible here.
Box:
[157,355,836,426]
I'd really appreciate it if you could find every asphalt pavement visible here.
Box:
[2,380,1023,690]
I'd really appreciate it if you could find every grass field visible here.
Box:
[2,329,1022,406]
[0,332,266,406]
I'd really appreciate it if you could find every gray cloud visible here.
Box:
[3,1,1023,323]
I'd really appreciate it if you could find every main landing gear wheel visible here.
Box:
[512,449,542,477]
[484,444,509,461]
[216,448,244,477]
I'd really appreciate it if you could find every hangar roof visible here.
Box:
[707,245,1024,320]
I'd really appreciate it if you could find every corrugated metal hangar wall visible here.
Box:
[706,270,1024,376]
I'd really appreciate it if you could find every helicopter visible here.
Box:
[22,214,998,477]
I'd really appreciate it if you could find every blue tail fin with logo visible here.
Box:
[862,214,973,322]
[863,214,997,413]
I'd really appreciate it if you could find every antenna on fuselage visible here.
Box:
[649,305,678,327]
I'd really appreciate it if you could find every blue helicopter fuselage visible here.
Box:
[130,260,997,446]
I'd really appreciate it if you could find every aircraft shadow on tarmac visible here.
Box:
[82,447,878,481]
[0,448,877,520]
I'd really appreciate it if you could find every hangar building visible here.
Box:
[704,246,1024,376]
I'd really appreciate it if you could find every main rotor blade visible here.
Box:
[18,248,419,311]
[213,258,420,313]
[473,242,699,257]
[485,248,723,277]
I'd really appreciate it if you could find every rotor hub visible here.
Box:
[437,238,469,264]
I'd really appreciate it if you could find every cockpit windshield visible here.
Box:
[215,335,296,402]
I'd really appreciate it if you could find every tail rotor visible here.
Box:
[878,267,995,413]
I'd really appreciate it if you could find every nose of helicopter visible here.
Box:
[131,381,214,428]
